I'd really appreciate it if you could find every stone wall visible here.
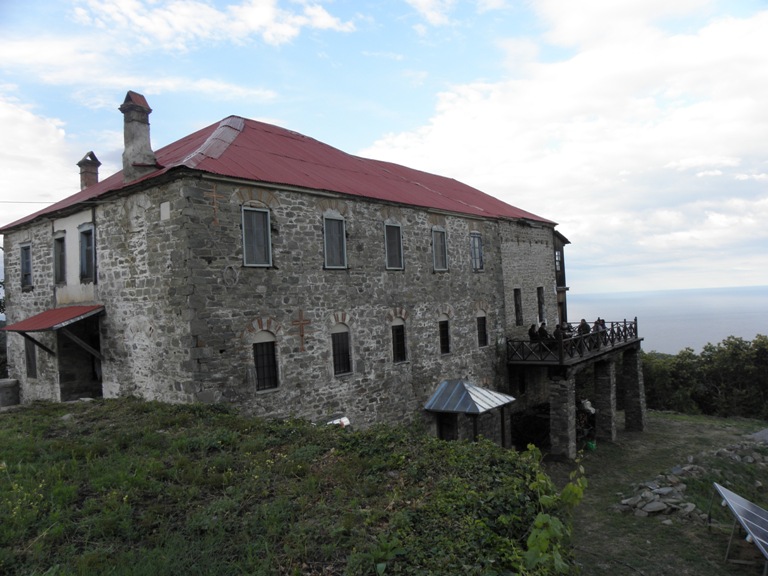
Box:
[3,174,561,431]
[3,223,62,401]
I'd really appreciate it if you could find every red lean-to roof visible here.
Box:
[0,116,553,231]
[1,305,104,332]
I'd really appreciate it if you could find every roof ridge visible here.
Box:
[181,116,245,169]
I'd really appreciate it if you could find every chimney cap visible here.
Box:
[76,151,101,168]
[119,90,152,113]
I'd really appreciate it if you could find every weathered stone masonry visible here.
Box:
[4,172,561,434]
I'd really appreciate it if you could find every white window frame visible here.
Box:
[78,223,96,284]
[242,207,272,267]
[470,232,484,272]
[384,223,404,270]
[432,227,448,271]
[20,243,33,289]
[53,233,66,285]
[324,216,347,269]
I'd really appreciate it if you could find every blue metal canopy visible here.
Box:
[424,379,516,415]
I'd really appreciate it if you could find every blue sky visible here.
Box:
[1,0,767,295]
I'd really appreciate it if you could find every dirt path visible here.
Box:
[545,411,767,576]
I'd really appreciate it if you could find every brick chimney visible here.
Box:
[77,151,101,190]
[119,90,158,182]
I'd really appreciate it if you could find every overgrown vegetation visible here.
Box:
[0,398,584,575]
[642,334,768,419]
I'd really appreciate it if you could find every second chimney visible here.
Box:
[119,90,158,183]
[77,151,101,190]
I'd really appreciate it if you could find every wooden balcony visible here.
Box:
[507,318,641,366]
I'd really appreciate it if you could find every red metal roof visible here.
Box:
[1,116,553,231]
[1,305,104,332]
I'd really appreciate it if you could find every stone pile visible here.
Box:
[615,439,768,524]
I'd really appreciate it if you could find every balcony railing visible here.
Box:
[507,318,640,365]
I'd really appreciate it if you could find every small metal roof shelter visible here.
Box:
[1,305,104,359]
[424,379,515,414]
[2,305,104,333]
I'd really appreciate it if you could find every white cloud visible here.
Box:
[361,7,768,291]
[404,0,456,26]
[0,93,81,228]
[72,0,355,50]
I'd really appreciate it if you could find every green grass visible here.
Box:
[0,398,576,576]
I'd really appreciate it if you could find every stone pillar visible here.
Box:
[549,371,576,459]
[594,360,617,442]
[623,346,646,431]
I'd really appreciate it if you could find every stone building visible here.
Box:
[1,91,644,456]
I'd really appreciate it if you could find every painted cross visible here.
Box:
[205,186,227,225]
[291,309,312,352]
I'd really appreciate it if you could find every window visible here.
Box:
[432,228,448,271]
[392,318,407,363]
[385,224,403,270]
[555,250,562,272]
[25,339,37,379]
[20,244,32,289]
[438,315,451,354]
[537,286,545,323]
[54,236,66,284]
[324,217,347,269]
[470,232,484,272]
[331,323,352,375]
[253,331,279,390]
[514,288,524,326]
[242,207,272,266]
[477,312,488,347]
[79,226,95,283]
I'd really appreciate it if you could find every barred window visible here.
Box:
[331,324,352,375]
[438,315,451,355]
[392,319,407,363]
[253,332,278,391]
[477,313,488,348]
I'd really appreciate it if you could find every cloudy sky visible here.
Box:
[1,0,767,295]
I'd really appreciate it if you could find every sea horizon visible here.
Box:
[566,284,768,355]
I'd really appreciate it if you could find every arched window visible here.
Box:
[438,313,451,355]
[253,331,278,390]
[331,323,352,375]
[476,310,488,348]
[391,317,407,363]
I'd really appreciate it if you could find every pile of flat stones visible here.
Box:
[615,439,768,525]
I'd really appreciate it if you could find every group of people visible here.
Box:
[528,317,609,344]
